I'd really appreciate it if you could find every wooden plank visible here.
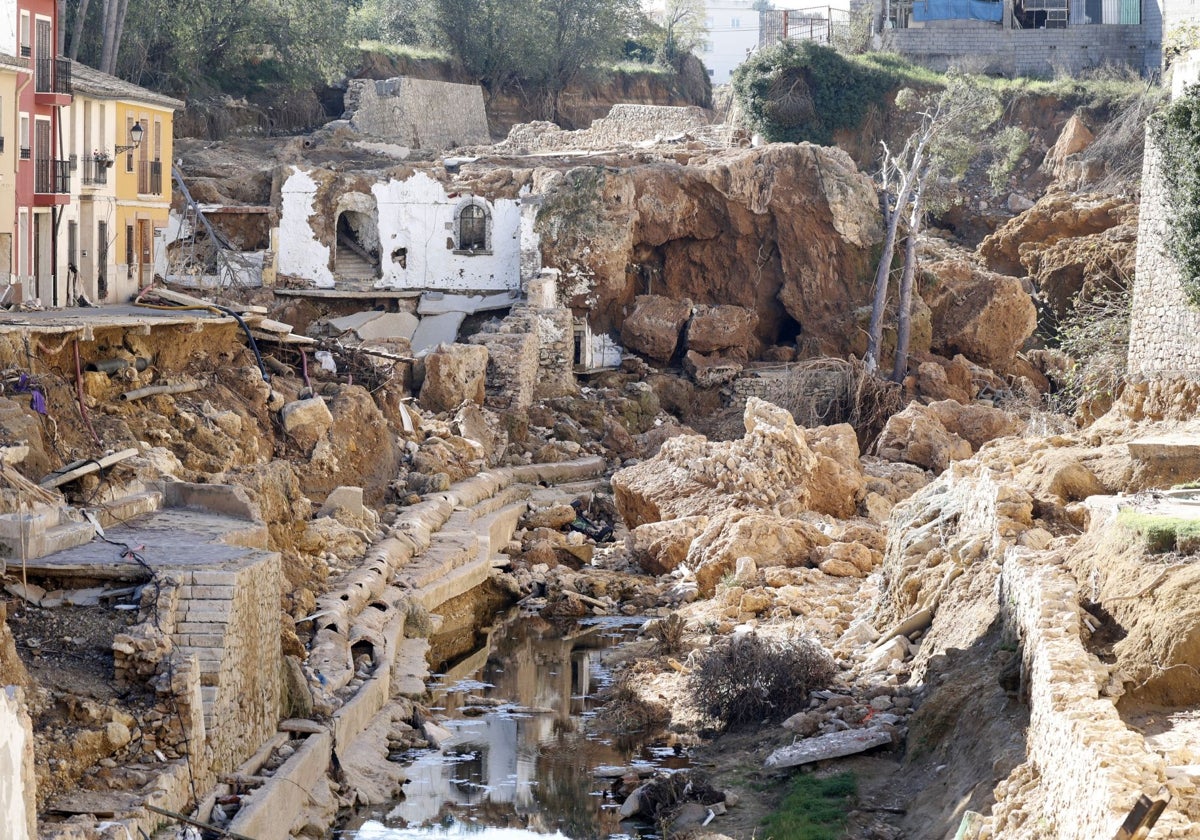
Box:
[1113,791,1171,840]
[40,447,139,489]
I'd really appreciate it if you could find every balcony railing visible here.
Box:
[35,57,72,95]
[138,160,163,195]
[35,159,70,194]
[19,147,30,160]
[82,157,109,186]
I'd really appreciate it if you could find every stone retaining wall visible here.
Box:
[343,77,490,149]
[1128,78,1200,377]
[989,549,1168,837]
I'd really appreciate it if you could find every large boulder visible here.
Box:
[1042,114,1095,181]
[620,295,693,363]
[281,397,333,453]
[685,304,759,354]
[627,516,709,576]
[612,398,819,528]
[921,258,1036,374]
[541,144,882,358]
[979,193,1133,277]
[421,343,489,413]
[805,424,868,519]
[925,400,1025,451]
[876,404,973,474]
[686,510,831,596]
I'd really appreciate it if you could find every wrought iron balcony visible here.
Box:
[34,57,72,98]
[35,159,70,194]
[82,157,109,186]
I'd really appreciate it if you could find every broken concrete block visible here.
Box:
[281,397,334,453]
[329,311,385,334]
[411,312,466,354]
[422,720,454,749]
[355,312,419,341]
[763,727,893,769]
[420,343,489,413]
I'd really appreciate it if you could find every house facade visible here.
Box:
[860,0,1163,75]
[2,0,73,304]
[63,63,182,304]
[699,0,763,82]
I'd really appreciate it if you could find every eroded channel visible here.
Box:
[337,610,686,840]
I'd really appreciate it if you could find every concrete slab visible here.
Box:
[417,291,517,316]
[764,727,893,769]
[411,312,465,355]
[328,311,384,334]
[355,312,419,341]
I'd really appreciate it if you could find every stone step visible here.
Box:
[29,520,97,559]
[94,490,163,529]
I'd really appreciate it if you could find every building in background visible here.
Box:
[699,0,763,81]
[64,64,182,304]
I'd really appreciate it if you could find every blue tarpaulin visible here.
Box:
[911,0,1003,21]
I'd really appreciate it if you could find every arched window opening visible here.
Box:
[453,199,492,255]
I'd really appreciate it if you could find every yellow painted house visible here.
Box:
[64,62,182,303]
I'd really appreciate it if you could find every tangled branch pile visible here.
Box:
[689,632,836,729]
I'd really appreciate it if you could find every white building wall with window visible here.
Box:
[277,167,536,293]
[700,0,762,83]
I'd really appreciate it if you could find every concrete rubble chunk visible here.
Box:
[355,312,419,341]
[412,313,466,355]
[328,311,385,334]
[763,727,893,769]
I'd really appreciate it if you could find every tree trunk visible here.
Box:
[68,0,91,60]
[107,0,130,75]
[892,176,926,384]
[865,140,927,374]
[99,0,119,74]
[57,0,66,55]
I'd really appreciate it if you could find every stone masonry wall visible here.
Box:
[497,104,712,153]
[343,77,491,149]
[1128,79,1200,376]
[178,552,283,776]
[989,549,1178,838]
[882,24,1153,76]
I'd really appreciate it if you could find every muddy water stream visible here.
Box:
[338,610,685,840]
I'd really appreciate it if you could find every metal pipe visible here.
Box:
[86,357,149,374]
[119,379,205,402]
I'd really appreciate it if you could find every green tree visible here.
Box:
[655,0,706,64]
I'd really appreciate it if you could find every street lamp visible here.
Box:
[114,121,144,155]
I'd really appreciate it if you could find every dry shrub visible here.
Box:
[689,632,836,729]
[593,671,670,734]
[648,613,687,654]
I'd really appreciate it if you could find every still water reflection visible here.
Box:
[338,611,684,840]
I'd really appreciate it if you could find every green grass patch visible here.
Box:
[762,771,857,840]
[1173,480,1200,490]
[1117,509,1200,553]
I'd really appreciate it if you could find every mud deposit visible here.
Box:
[338,612,685,839]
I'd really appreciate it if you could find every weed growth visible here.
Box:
[762,772,857,840]
[1117,509,1200,553]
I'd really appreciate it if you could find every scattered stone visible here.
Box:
[764,727,894,769]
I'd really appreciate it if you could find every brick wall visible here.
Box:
[881,24,1152,75]
[343,77,491,149]
[1127,56,1200,376]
